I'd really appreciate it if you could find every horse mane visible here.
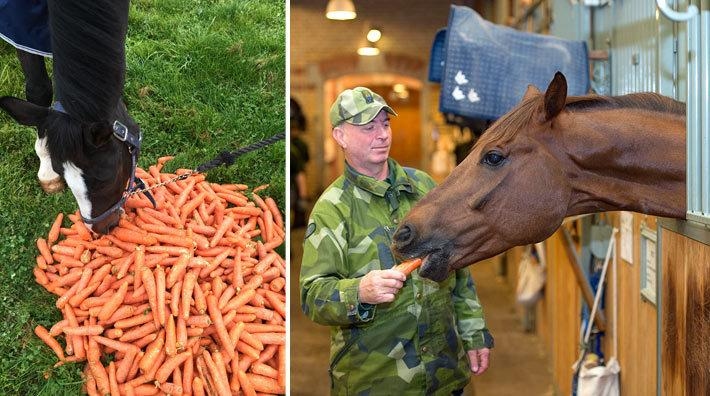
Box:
[478,91,686,147]
[48,0,129,122]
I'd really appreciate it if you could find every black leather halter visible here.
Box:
[51,101,155,225]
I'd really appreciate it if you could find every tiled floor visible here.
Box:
[289,227,554,395]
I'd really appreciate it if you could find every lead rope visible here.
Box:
[130,132,285,196]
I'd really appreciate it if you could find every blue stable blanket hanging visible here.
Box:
[0,0,51,56]
[431,5,590,121]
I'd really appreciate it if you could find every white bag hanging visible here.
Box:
[516,243,546,306]
[574,229,620,396]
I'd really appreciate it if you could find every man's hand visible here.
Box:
[358,270,406,304]
[467,348,491,376]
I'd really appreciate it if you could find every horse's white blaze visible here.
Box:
[34,137,60,182]
[63,162,93,228]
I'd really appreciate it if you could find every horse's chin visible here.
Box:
[418,250,452,282]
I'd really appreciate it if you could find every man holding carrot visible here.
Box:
[300,87,494,395]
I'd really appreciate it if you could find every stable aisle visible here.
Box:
[290,227,554,395]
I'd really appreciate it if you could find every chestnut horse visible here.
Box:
[0,0,139,234]
[392,72,686,281]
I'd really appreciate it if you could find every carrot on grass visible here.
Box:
[34,325,65,361]
[48,213,64,245]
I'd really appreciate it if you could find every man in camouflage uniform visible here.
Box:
[300,87,494,395]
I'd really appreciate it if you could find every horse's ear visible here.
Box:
[84,122,114,148]
[0,96,48,127]
[522,84,541,101]
[541,72,567,122]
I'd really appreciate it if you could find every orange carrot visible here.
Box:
[192,377,205,396]
[97,281,128,321]
[112,227,158,246]
[209,215,234,248]
[34,325,65,361]
[63,325,105,336]
[206,294,234,359]
[237,370,257,396]
[165,314,177,357]
[154,265,166,327]
[394,257,423,276]
[37,238,54,265]
[246,372,283,394]
[140,268,159,328]
[155,350,192,384]
[139,329,165,373]
[181,271,197,319]
[48,213,64,245]
[202,350,231,396]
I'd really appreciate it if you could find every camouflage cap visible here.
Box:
[329,87,397,127]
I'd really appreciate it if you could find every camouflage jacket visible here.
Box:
[300,158,493,395]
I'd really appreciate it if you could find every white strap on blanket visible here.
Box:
[583,228,619,357]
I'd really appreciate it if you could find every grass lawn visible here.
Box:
[0,0,285,393]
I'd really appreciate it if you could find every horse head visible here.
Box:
[0,96,137,234]
[393,72,573,281]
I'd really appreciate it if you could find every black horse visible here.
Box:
[0,0,140,234]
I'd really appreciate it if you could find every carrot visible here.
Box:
[139,329,165,373]
[165,314,177,357]
[246,372,283,394]
[394,257,423,276]
[181,271,197,319]
[114,311,153,329]
[157,382,183,395]
[253,332,285,345]
[37,238,54,264]
[87,338,110,395]
[201,350,232,396]
[192,377,205,396]
[48,213,64,245]
[63,325,104,336]
[34,325,65,361]
[237,370,257,396]
[155,350,192,384]
[251,362,278,379]
[112,227,158,246]
[278,344,286,389]
[98,281,129,321]
[154,265,166,327]
[92,336,137,355]
[209,215,234,248]
[140,268,159,328]
[108,361,120,396]
[206,294,235,359]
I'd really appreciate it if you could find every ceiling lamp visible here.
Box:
[358,26,381,56]
[357,44,379,56]
[326,0,356,20]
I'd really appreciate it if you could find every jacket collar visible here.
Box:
[344,158,414,197]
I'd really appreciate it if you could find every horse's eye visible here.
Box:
[482,151,506,166]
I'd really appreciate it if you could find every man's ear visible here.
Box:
[332,125,347,149]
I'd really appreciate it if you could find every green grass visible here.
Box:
[0,0,284,393]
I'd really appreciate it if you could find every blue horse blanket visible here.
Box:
[431,5,589,120]
[0,0,51,56]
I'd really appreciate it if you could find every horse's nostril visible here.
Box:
[393,223,415,247]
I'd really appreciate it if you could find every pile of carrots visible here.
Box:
[32,156,286,395]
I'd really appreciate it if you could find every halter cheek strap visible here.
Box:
[51,101,156,225]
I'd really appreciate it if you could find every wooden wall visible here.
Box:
[660,222,710,396]
[504,212,661,395]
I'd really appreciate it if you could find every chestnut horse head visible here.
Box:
[392,72,687,281]
[0,0,137,234]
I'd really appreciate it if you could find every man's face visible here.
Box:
[334,110,392,178]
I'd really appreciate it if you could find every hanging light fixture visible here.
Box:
[358,26,381,56]
[326,0,356,20]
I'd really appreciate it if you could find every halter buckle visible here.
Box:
[113,120,129,142]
